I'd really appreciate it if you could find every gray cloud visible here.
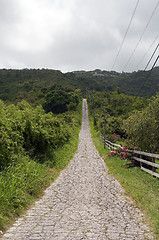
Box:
[0,0,21,23]
[0,0,158,72]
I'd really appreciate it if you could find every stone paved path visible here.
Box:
[1,99,154,240]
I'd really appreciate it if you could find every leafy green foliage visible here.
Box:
[43,89,79,114]
[88,90,159,153]
[0,69,77,104]
[0,99,81,170]
[87,91,148,139]
[124,95,159,152]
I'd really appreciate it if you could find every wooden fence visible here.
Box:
[105,139,122,151]
[127,149,159,178]
[102,136,159,179]
[100,134,122,151]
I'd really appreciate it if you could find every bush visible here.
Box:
[124,95,159,152]
[43,90,79,114]
[107,147,140,168]
[0,100,75,169]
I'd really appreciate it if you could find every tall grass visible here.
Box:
[0,155,49,230]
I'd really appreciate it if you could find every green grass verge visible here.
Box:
[0,106,82,235]
[89,116,159,240]
[0,156,51,233]
[54,124,80,170]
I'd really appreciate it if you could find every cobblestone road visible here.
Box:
[1,99,154,240]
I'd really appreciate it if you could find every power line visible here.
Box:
[137,54,159,96]
[111,0,140,70]
[135,34,159,69]
[144,43,159,70]
[123,1,159,72]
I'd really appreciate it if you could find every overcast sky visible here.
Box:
[0,0,158,73]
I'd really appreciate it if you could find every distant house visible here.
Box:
[93,72,104,77]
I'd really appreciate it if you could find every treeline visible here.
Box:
[0,69,79,104]
[87,90,159,153]
[73,67,159,97]
[0,67,159,104]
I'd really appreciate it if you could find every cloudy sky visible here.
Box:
[0,0,159,73]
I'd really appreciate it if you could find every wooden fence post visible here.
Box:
[104,108,106,149]
[152,153,156,177]
[140,152,142,169]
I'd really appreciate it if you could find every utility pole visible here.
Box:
[104,108,106,148]
[91,93,93,115]
[93,96,95,126]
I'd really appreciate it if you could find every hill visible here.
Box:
[0,67,159,104]
[0,69,78,104]
[70,67,159,96]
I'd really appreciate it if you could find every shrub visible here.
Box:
[108,147,140,168]
[124,95,159,152]
[0,100,77,169]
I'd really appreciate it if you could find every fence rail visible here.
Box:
[105,139,122,151]
[102,136,159,179]
[127,149,159,159]
[101,134,122,151]
[130,151,159,178]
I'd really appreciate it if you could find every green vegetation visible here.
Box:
[0,100,73,169]
[0,67,159,105]
[43,86,80,114]
[72,67,159,97]
[124,95,159,152]
[0,95,82,233]
[87,90,159,152]
[87,90,148,139]
[0,69,79,104]
[0,157,49,231]
[89,116,159,239]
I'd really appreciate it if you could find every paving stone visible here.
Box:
[0,99,154,240]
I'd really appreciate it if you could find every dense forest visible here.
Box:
[0,67,159,105]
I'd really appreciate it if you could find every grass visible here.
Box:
[0,156,50,232]
[89,117,159,240]
[54,125,81,170]
[0,106,82,235]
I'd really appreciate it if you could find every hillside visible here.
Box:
[0,67,159,104]
[0,69,78,104]
[71,67,159,96]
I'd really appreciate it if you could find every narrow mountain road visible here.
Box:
[1,99,153,240]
